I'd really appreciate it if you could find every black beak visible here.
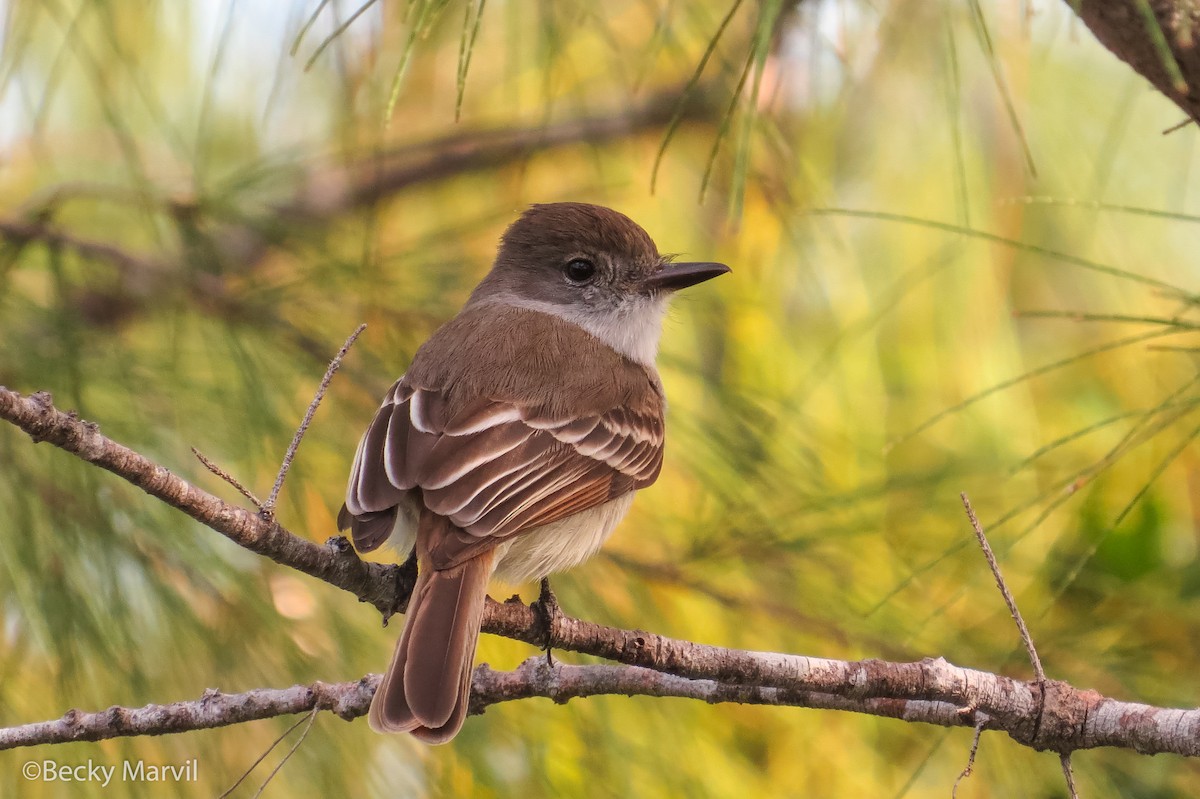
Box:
[641,261,731,292]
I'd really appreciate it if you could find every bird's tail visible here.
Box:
[368,516,493,744]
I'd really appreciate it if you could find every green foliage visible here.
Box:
[3,0,1200,796]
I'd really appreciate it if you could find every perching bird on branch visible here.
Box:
[339,202,728,742]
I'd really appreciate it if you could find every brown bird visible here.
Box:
[338,202,728,742]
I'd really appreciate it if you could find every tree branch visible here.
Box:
[2,656,1197,757]
[1068,0,1200,125]
[0,681,373,750]
[7,87,716,329]
[0,386,410,618]
[2,386,1199,758]
[0,661,974,751]
[0,217,164,277]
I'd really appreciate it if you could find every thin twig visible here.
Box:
[951,714,987,798]
[961,492,1046,681]
[1162,117,1194,135]
[218,709,316,799]
[1060,754,1081,799]
[261,323,367,518]
[251,706,320,798]
[192,447,264,509]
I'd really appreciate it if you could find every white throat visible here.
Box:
[483,293,668,366]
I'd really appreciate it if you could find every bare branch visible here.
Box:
[471,660,969,727]
[0,662,1014,751]
[0,681,373,750]
[3,656,1198,762]
[492,598,1200,757]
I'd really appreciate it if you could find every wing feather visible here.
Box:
[351,399,404,512]
[383,401,414,488]
[341,376,663,569]
[420,423,532,490]
[425,436,556,524]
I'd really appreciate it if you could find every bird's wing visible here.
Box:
[340,377,663,568]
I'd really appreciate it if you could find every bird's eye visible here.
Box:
[563,258,596,285]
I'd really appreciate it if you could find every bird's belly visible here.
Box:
[492,493,636,585]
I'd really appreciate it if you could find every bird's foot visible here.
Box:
[533,577,562,667]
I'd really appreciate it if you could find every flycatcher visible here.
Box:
[338,202,728,743]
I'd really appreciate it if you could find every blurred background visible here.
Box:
[2,0,1199,796]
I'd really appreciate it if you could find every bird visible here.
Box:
[338,202,729,743]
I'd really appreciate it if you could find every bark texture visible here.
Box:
[1070,0,1200,122]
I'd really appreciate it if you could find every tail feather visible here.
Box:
[369,517,493,744]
